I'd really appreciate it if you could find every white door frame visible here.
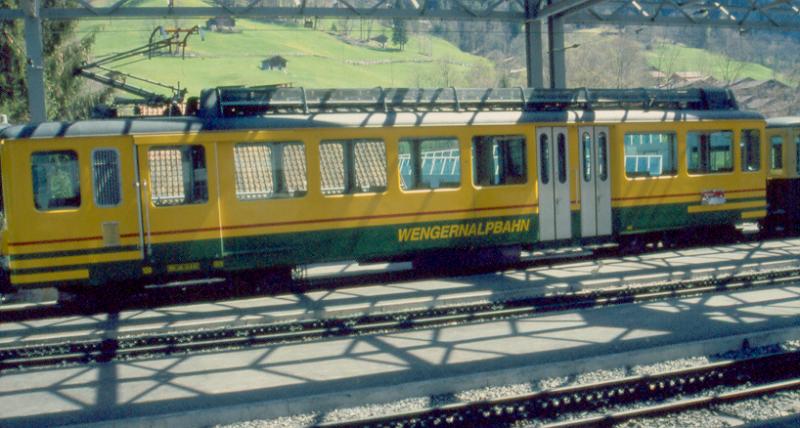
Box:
[579,126,612,238]
[537,127,572,241]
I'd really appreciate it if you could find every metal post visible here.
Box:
[547,16,566,89]
[22,0,47,122]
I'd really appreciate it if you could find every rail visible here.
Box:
[317,350,800,427]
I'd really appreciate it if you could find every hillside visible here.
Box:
[75,13,798,116]
[79,14,493,100]
[644,44,790,84]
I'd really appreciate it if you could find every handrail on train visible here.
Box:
[198,86,739,118]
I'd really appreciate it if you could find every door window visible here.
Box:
[598,132,608,182]
[557,133,567,184]
[771,135,784,170]
[92,149,122,207]
[740,129,761,172]
[539,134,549,185]
[582,132,592,182]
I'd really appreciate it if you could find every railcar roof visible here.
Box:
[0,109,764,140]
[766,116,800,128]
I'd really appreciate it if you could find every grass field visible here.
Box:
[79,6,492,98]
[644,44,788,84]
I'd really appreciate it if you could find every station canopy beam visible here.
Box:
[0,0,797,29]
[3,0,800,120]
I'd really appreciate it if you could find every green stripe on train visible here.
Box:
[148,214,540,270]
[14,202,763,287]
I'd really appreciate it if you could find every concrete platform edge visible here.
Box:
[66,326,800,428]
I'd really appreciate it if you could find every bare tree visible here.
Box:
[652,39,681,88]
[706,29,750,86]
[566,27,653,89]
[464,61,497,87]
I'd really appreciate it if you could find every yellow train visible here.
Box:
[763,117,800,232]
[0,87,771,293]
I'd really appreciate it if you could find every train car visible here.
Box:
[763,117,800,233]
[0,87,768,294]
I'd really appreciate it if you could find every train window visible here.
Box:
[796,135,800,175]
[740,130,761,172]
[398,137,460,190]
[472,135,527,186]
[539,134,550,185]
[598,132,609,182]
[557,133,567,184]
[770,136,784,170]
[148,145,208,206]
[234,142,307,200]
[32,151,81,210]
[582,132,592,182]
[623,133,676,178]
[687,131,733,174]
[320,139,387,195]
[92,149,122,207]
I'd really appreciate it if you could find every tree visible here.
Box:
[0,2,30,120]
[391,18,408,50]
[0,0,109,122]
[372,34,388,49]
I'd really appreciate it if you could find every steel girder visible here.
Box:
[0,1,797,32]
[565,0,800,30]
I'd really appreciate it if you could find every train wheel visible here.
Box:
[413,246,521,274]
[230,267,293,294]
[57,282,142,312]
[619,235,646,255]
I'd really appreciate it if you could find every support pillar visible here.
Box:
[22,0,47,122]
[525,19,544,88]
[524,0,544,88]
[547,16,566,89]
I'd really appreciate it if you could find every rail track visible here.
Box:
[2,263,798,372]
[314,350,800,427]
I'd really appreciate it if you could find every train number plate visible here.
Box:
[167,262,201,273]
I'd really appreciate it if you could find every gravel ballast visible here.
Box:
[216,340,800,428]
